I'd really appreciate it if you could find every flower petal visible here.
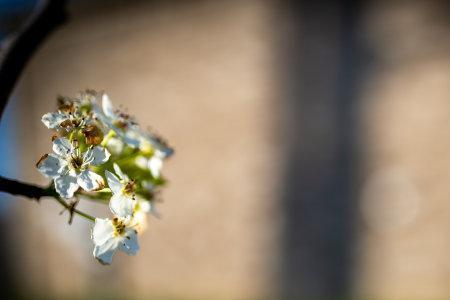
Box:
[113,163,129,181]
[137,199,151,213]
[52,137,72,157]
[89,146,110,166]
[148,155,163,178]
[77,170,104,191]
[36,154,67,178]
[41,112,67,129]
[92,218,115,246]
[102,94,116,119]
[54,174,79,198]
[93,238,119,265]
[106,137,124,156]
[119,229,139,255]
[105,170,122,194]
[109,193,134,217]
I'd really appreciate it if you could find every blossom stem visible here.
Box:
[53,196,95,222]
[0,175,95,222]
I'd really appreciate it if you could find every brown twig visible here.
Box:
[0,175,55,200]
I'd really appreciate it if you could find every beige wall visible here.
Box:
[12,1,279,299]
[6,0,450,299]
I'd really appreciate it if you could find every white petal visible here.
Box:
[89,146,110,166]
[105,170,123,194]
[135,156,149,169]
[77,170,104,191]
[52,137,72,157]
[137,199,151,213]
[93,238,119,265]
[102,94,116,119]
[119,229,139,255]
[36,154,67,178]
[148,156,163,178]
[137,129,174,157]
[42,112,67,129]
[92,218,115,246]
[106,137,124,155]
[54,174,79,198]
[113,163,129,181]
[109,193,135,217]
[122,130,141,148]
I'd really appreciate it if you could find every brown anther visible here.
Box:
[69,156,83,170]
[82,124,103,145]
[57,96,76,113]
[124,180,136,195]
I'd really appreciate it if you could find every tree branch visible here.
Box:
[0,175,95,222]
[0,2,96,223]
[0,0,68,120]
[0,175,54,200]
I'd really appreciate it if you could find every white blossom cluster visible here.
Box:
[36,90,173,265]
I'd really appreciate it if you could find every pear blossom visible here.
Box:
[106,164,155,232]
[36,90,173,265]
[42,94,104,145]
[42,97,91,130]
[134,149,167,179]
[135,127,174,158]
[95,94,174,156]
[148,149,166,178]
[93,94,141,148]
[37,137,110,198]
[92,216,139,265]
[105,164,136,217]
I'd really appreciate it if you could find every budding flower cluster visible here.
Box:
[36,90,173,265]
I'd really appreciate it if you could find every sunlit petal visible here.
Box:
[77,170,104,191]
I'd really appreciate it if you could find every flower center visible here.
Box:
[113,111,136,129]
[69,155,84,170]
[112,217,126,236]
[123,180,136,195]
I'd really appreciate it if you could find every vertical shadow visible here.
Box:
[275,0,365,298]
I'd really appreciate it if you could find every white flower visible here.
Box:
[41,98,92,131]
[106,164,155,232]
[37,137,110,198]
[105,164,136,217]
[92,216,139,265]
[134,150,167,179]
[95,94,174,157]
[134,127,174,158]
[105,137,124,155]
[94,94,141,148]
[148,149,166,179]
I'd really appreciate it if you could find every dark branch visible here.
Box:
[0,175,95,222]
[0,0,68,120]
[0,175,55,200]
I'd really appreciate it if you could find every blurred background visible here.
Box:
[1,0,450,299]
